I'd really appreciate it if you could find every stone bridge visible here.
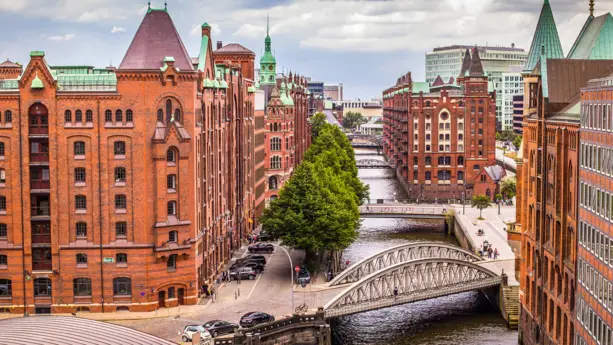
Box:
[355,159,392,169]
[359,204,449,219]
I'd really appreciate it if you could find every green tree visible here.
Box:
[342,111,367,131]
[500,176,517,199]
[513,135,522,150]
[497,129,516,142]
[309,112,327,140]
[471,195,492,219]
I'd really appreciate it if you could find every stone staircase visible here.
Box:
[502,285,520,329]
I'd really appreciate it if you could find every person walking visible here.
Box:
[210,285,216,303]
[494,248,499,260]
[488,247,493,259]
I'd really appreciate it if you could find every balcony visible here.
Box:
[32,248,52,271]
[31,196,50,219]
[32,222,51,246]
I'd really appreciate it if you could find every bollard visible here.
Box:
[238,288,240,297]
[235,291,238,300]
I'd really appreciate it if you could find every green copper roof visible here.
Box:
[31,73,44,89]
[197,33,209,72]
[57,73,117,91]
[201,22,210,28]
[260,15,276,65]
[286,90,295,106]
[30,51,45,57]
[568,14,613,60]
[0,79,19,90]
[204,79,214,88]
[219,79,228,89]
[412,82,430,94]
[164,56,175,63]
[540,55,550,98]
[248,86,256,93]
[213,79,220,88]
[524,0,564,72]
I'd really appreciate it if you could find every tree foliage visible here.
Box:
[500,176,517,199]
[309,112,327,140]
[513,135,522,150]
[342,111,367,130]
[471,195,492,219]
[496,129,516,142]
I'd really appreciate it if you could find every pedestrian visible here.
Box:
[203,284,209,297]
[226,270,230,282]
[488,247,493,259]
[247,234,252,244]
[494,248,499,259]
[210,285,216,302]
[393,287,398,301]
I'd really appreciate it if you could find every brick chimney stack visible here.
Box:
[217,41,223,50]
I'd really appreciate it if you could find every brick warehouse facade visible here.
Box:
[0,6,279,314]
[382,47,500,202]
[576,77,613,345]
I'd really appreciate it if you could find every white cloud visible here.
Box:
[48,34,75,41]
[111,26,126,34]
[0,0,141,22]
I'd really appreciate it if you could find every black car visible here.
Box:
[239,311,275,328]
[244,255,267,264]
[202,320,239,338]
[248,243,274,253]
[230,255,267,270]
[230,267,257,280]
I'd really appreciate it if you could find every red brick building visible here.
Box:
[382,47,499,201]
[0,6,261,314]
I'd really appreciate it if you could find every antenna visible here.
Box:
[148,1,151,9]
[590,0,595,16]
[164,1,167,10]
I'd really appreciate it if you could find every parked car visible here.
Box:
[258,231,275,242]
[296,267,311,285]
[182,325,212,344]
[248,243,274,253]
[236,261,265,273]
[230,267,257,281]
[202,320,239,338]
[231,255,267,270]
[239,311,275,328]
[244,255,267,264]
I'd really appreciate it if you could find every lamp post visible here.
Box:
[461,191,465,215]
[273,244,295,312]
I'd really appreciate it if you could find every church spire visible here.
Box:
[260,14,277,85]
[523,0,564,72]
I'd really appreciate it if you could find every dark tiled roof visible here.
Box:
[214,43,255,55]
[119,9,194,71]
[459,49,472,77]
[433,45,524,52]
[431,75,445,87]
[0,316,175,345]
[0,60,20,68]
[448,77,455,84]
[546,59,613,104]
[469,47,485,76]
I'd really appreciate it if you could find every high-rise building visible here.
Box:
[0,6,265,314]
[323,83,343,101]
[425,45,528,131]
[383,47,501,201]
[500,68,525,131]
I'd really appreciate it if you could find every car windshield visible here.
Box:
[194,326,206,332]
[203,321,216,327]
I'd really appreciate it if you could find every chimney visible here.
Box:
[217,41,223,50]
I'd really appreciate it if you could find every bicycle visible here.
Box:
[295,303,308,313]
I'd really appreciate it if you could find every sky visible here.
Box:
[0,0,611,100]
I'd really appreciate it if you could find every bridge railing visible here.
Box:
[364,198,472,205]
[359,205,453,214]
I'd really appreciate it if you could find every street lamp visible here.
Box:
[461,191,466,215]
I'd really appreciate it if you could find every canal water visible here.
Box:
[330,150,517,345]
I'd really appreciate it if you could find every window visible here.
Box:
[0,254,6,266]
[167,174,176,190]
[157,109,164,122]
[115,110,122,122]
[76,253,88,264]
[65,110,72,123]
[0,223,6,238]
[34,278,51,296]
[0,196,6,211]
[114,141,125,156]
[126,109,133,122]
[115,222,127,237]
[270,156,281,169]
[75,110,82,122]
[174,109,181,122]
[75,195,86,210]
[0,169,5,184]
[271,137,281,151]
[4,110,11,123]
[113,277,131,295]
[458,156,464,166]
[0,142,4,156]
[85,110,93,122]
[73,278,91,296]
[168,287,175,298]
[74,141,85,156]
[105,109,112,122]
[114,167,126,183]
[115,195,126,210]
[76,222,87,237]
[269,176,278,190]
[116,253,127,264]
[0,279,11,296]
[74,168,86,183]
[458,171,464,181]
[481,175,487,182]
[167,149,177,164]
[167,254,177,270]
[169,230,178,243]
[473,164,480,170]
[425,171,432,180]
[167,201,177,216]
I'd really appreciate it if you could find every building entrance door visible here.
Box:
[158,291,165,308]
[178,288,185,305]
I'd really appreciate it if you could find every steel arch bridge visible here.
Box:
[329,242,482,286]
[355,159,392,169]
[323,258,501,318]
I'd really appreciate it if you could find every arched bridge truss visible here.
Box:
[329,242,483,286]
[323,258,501,318]
[355,159,392,169]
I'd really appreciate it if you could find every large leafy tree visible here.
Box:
[309,112,327,140]
[342,111,367,130]
[471,195,492,219]
[500,176,517,199]
[513,135,522,150]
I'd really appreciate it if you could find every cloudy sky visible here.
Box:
[0,0,610,99]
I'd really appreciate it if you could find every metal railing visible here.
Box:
[31,206,50,217]
[359,205,452,215]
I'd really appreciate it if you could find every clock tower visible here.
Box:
[259,15,277,86]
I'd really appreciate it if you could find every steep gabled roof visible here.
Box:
[431,75,445,87]
[524,0,564,72]
[0,59,20,68]
[469,47,485,76]
[458,49,472,77]
[119,8,193,71]
[214,43,255,55]
[567,13,613,60]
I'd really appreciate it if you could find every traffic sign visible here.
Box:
[295,265,300,273]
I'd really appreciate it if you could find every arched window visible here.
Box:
[458,171,464,181]
[75,110,82,122]
[4,110,11,123]
[74,141,85,156]
[114,141,126,156]
[113,277,131,295]
[85,110,93,122]
[0,279,12,296]
[438,170,451,181]
[115,194,126,210]
[166,148,177,164]
[168,287,175,298]
[270,156,281,169]
[65,110,72,123]
[33,278,51,296]
[116,222,127,237]
[115,110,122,122]
[126,109,133,122]
[75,195,86,210]
[167,254,177,269]
[458,144,464,151]
[269,176,278,190]
[166,99,172,122]
[425,171,431,181]
[167,201,177,216]
[76,222,87,237]
[74,167,85,183]
[167,174,177,190]
[271,137,281,151]
[0,142,4,156]
[76,253,88,264]
[157,109,164,123]
[458,156,464,166]
[116,253,128,263]
[114,167,126,183]
[104,109,112,122]
[73,278,91,296]
[174,108,181,122]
